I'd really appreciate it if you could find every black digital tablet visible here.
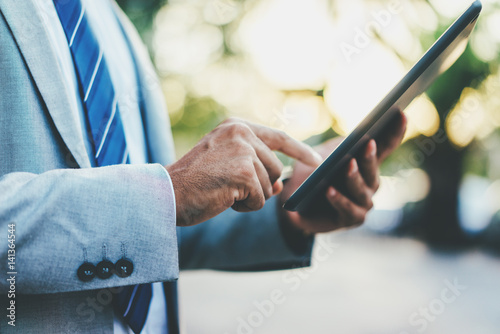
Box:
[283,0,482,214]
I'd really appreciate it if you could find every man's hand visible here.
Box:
[166,118,323,226]
[279,111,407,234]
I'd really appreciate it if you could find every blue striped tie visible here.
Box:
[54,0,129,166]
[53,1,151,332]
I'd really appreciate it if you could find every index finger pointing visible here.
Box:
[245,122,323,167]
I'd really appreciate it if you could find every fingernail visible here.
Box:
[328,187,337,197]
[349,159,358,176]
[367,139,377,158]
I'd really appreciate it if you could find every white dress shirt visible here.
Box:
[34,0,170,332]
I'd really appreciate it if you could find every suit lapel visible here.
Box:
[0,0,91,168]
[111,1,176,166]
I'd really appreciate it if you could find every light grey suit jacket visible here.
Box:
[0,1,312,333]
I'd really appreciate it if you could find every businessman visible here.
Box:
[0,0,406,333]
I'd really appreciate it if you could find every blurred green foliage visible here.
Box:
[117,0,500,246]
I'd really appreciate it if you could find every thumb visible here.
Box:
[272,179,284,195]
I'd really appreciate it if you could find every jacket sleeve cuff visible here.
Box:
[2,164,179,294]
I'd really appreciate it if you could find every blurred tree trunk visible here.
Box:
[419,135,466,245]
[415,48,489,246]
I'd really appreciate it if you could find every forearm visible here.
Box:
[178,196,314,272]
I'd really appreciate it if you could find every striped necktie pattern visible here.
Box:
[53,1,152,332]
[53,0,129,167]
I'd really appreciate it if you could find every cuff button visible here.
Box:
[96,260,114,279]
[77,262,96,282]
[115,258,133,278]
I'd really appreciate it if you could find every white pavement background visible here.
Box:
[179,230,500,334]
